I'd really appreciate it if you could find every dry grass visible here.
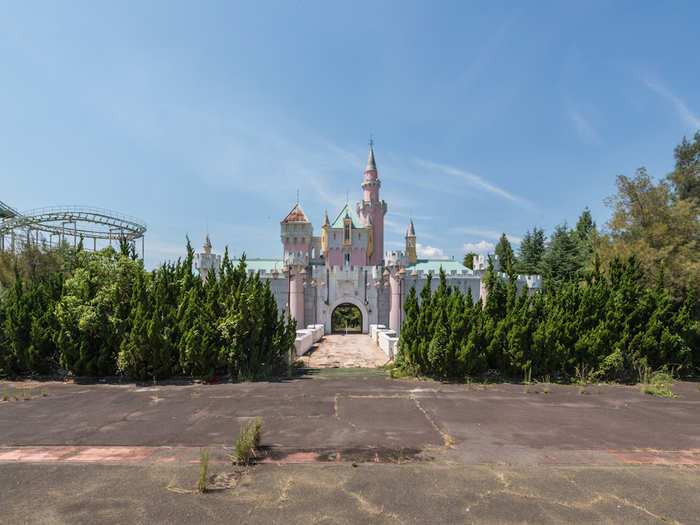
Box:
[233,417,263,465]
[197,447,210,493]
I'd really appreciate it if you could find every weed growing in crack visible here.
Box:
[233,417,263,465]
[197,447,210,493]
[41,388,48,397]
[22,389,31,401]
[543,384,549,394]
[11,393,18,401]
[1,389,8,401]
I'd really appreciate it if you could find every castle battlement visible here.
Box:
[518,274,543,289]
[283,251,309,268]
[472,254,500,272]
[384,251,407,268]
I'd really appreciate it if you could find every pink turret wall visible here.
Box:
[289,271,304,327]
[389,269,401,332]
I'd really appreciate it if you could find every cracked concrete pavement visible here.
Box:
[2,373,700,523]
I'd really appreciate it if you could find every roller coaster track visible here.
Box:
[0,205,146,241]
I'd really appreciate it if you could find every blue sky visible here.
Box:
[1,1,699,268]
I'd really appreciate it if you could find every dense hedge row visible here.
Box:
[397,257,698,381]
[0,242,296,380]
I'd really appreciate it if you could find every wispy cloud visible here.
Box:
[416,243,445,258]
[463,240,495,254]
[645,77,700,129]
[414,159,534,210]
[568,108,600,144]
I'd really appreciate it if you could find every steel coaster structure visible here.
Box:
[0,205,147,257]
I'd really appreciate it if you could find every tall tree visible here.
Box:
[516,228,545,274]
[667,131,700,206]
[541,223,585,289]
[462,252,477,269]
[595,166,700,304]
[494,233,516,271]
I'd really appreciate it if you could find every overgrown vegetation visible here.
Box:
[233,417,263,465]
[399,134,698,383]
[197,447,210,493]
[397,256,697,382]
[0,240,296,380]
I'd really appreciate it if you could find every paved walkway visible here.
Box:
[299,333,390,368]
[2,378,700,523]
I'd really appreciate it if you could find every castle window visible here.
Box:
[343,220,352,245]
[344,253,351,266]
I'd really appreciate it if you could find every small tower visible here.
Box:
[405,219,417,264]
[280,202,311,327]
[321,210,330,260]
[357,142,387,266]
[194,233,221,283]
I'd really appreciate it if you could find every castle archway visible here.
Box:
[332,303,362,333]
[328,296,369,334]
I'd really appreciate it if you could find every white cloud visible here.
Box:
[416,243,445,258]
[568,108,600,144]
[645,78,700,129]
[414,158,534,210]
[463,240,495,254]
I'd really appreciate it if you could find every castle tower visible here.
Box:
[281,203,311,326]
[194,233,221,283]
[321,210,330,260]
[357,144,387,266]
[405,219,417,264]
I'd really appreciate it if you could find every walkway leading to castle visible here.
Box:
[299,333,390,368]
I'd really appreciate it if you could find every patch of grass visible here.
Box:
[351,461,357,468]
[11,393,18,401]
[1,389,8,401]
[596,385,602,395]
[578,385,586,395]
[524,384,531,394]
[196,447,209,493]
[638,366,679,398]
[642,384,678,398]
[41,388,48,397]
[697,384,700,393]
[22,389,31,401]
[543,384,549,394]
[233,417,263,465]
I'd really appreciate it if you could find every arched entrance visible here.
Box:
[331,303,363,333]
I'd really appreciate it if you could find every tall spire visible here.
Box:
[365,143,376,172]
[323,210,330,227]
[406,218,415,237]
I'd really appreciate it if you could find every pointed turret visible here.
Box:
[365,144,376,173]
[322,210,330,227]
[203,233,212,256]
[358,140,387,266]
[405,218,417,264]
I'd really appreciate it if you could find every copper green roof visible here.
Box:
[331,203,363,229]
[406,259,473,275]
[232,258,283,273]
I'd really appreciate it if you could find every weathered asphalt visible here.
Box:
[2,374,700,524]
[2,376,699,461]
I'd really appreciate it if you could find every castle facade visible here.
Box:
[195,145,541,335]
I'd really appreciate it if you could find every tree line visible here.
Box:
[422,133,700,380]
[0,240,296,380]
